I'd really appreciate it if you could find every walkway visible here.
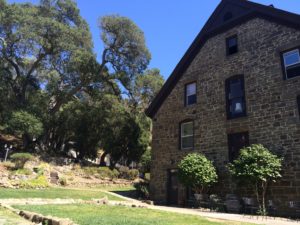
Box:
[106,191,299,225]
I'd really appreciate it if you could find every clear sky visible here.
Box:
[7,0,300,80]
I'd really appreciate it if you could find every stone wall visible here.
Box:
[150,17,300,214]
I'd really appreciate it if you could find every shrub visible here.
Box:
[0,161,15,170]
[72,163,81,171]
[140,148,151,173]
[10,153,34,169]
[18,175,49,189]
[98,167,119,179]
[118,166,139,180]
[12,168,32,176]
[58,177,67,186]
[178,153,218,194]
[228,144,282,216]
[82,166,119,180]
[134,181,150,199]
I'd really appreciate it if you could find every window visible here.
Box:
[225,75,246,119]
[226,36,238,55]
[282,48,300,79]
[298,96,300,117]
[228,132,249,162]
[185,82,196,106]
[180,121,194,150]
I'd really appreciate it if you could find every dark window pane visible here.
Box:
[228,46,238,55]
[286,64,300,79]
[227,36,238,55]
[228,38,237,47]
[185,82,197,106]
[229,80,243,99]
[226,75,246,119]
[298,96,300,117]
[187,94,196,105]
[228,132,249,162]
[182,136,193,149]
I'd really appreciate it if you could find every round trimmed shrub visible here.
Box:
[10,153,34,169]
[178,153,218,194]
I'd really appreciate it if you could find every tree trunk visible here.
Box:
[99,152,108,166]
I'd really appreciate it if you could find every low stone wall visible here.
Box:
[19,210,76,225]
[1,202,79,225]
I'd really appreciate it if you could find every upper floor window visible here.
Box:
[185,82,196,106]
[297,95,300,117]
[282,48,300,79]
[228,132,249,162]
[226,35,238,55]
[225,75,246,119]
[180,121,194,150]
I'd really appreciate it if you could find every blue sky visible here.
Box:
[8,0,300,80]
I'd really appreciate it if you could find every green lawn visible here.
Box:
[15,204,252,225]
[0,207,31,225]
[0,187,124,201]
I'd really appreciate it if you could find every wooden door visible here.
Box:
[167,170,178,205]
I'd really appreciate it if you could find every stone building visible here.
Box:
[145,0,300,213]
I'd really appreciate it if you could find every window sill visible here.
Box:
[180,147,194,151]
[227,114,247,120]
[184,103,197,108]
[284,75,300,81]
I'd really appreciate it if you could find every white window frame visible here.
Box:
[185,82,196,106]
[181,121,193,150]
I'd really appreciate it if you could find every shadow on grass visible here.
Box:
[111,190,140,200]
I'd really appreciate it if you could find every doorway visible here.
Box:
[167,169,178,205]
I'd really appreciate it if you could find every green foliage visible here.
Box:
[11,168,32,176]
[0,161,15,170]
[82,167,119,180]
[7,111,43,138]
[134,181,150,199]
[99,15,151,92]
[10,153,34,169]
[118,166,139,180]
[18,175,49,189]
[0,0,155,169]
[103,107,151,166]
[228,144,282,215]
[178,153,218,194]
[58,177,67,186]
[133,69,164,109]
[140,148,151,173]
[228,144,282,182]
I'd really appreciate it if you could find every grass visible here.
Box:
[0,206,30,225]
[15,204,252,225]
[0,187,124,201]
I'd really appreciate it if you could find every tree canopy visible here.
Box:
[0,0,164,167]
[228,144,282,215]
[178,153,218,194]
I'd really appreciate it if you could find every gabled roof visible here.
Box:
[145,0,300,118]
